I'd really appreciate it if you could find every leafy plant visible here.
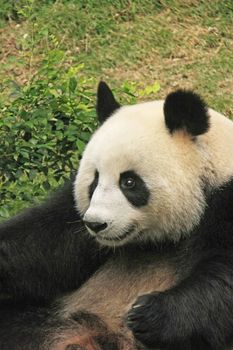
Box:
[0,50,97,219]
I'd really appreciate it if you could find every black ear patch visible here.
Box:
[96,81,121,124]
[164,90,209,136]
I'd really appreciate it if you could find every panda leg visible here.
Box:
[0,306,104,350]
[0,302,137,350]
[51,311,135,350]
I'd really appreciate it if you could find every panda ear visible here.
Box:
[164,90,210,136]
[96,81,121,124]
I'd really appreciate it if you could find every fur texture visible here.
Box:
[0,180,109,300]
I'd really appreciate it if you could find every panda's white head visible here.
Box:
[74,82,233,247]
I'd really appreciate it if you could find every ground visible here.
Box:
[0,0,232,115]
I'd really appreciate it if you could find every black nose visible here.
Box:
[84,221,108,234]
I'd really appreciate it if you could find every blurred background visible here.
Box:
[0,0,232,219]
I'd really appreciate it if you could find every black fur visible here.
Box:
[164,90,210,136]
[0,301,54,350]
[96,81,120,124]
[119,170,150,207]
[127,178,233,350]
[0,301,124,350]
[0,179,109,301]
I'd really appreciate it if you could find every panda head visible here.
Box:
[74,82,233,247]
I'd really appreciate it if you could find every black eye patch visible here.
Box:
[119,170,150,207]
[89,170,99,199]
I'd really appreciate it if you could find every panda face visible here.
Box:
[74,83,233,247]
[75,101,208,247]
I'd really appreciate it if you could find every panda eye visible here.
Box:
[120,177,136,190]
[120,170,150,207]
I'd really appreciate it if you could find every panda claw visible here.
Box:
[132,304,142,309]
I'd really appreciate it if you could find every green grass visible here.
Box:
[1,1,232,109]
[0,0,233,218]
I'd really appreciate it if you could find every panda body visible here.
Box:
[0,83,233,350]
[55,250,177,350]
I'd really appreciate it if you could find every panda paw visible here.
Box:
[126,292,178,349]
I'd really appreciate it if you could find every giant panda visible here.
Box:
[0,82,233,350]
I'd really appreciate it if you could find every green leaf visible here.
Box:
[76,139,85,153]
[69,77,77,93]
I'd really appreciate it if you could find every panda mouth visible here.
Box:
[97,225,136,243]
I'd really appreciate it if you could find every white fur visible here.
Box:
[74,100,233,247]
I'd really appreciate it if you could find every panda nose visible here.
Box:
[84,221,108,234]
